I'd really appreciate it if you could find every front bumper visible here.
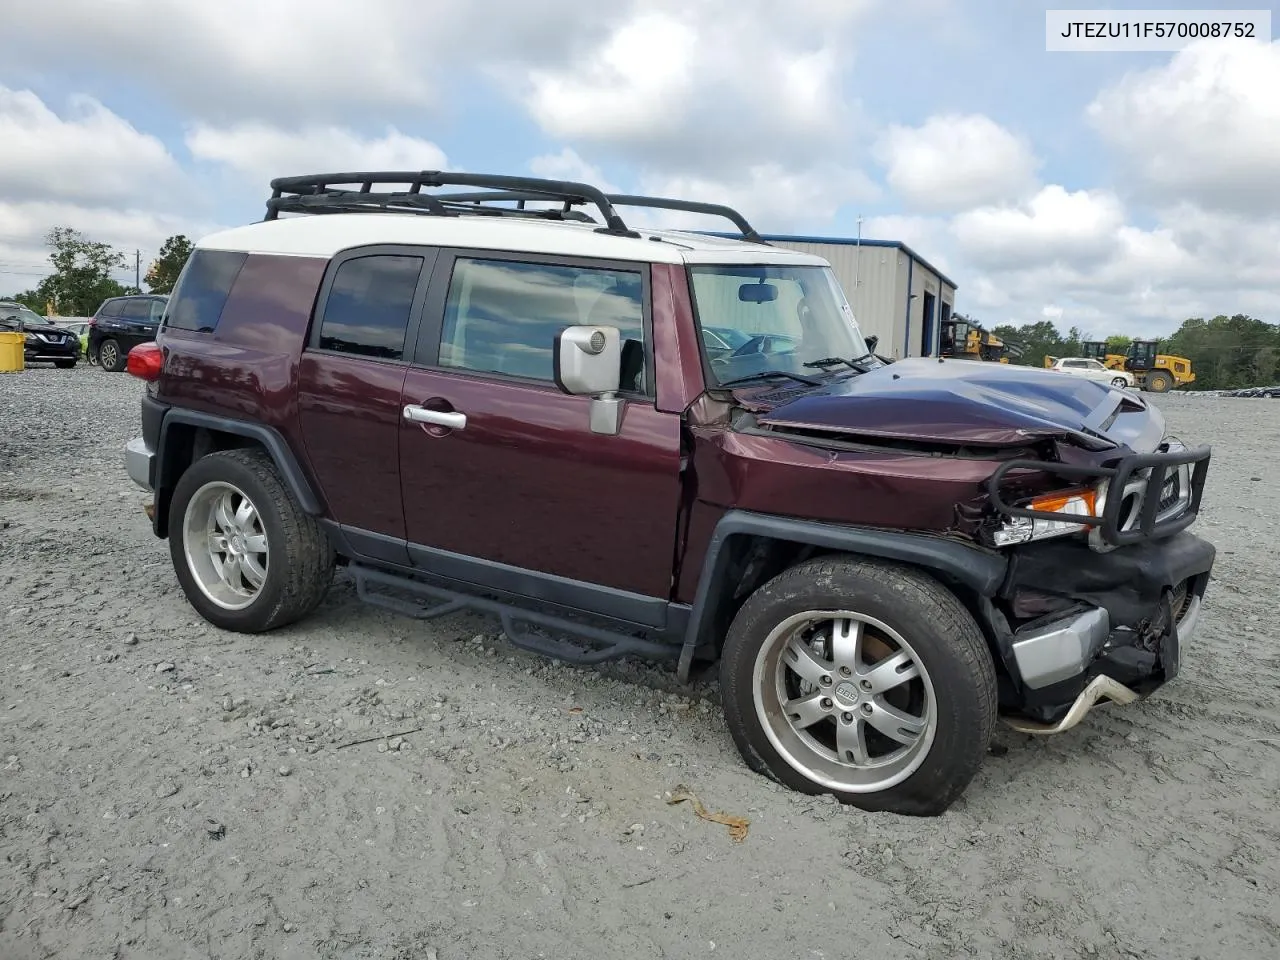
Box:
[24,344,79,362]
[126,436,155,491]
[993,530,1215,730]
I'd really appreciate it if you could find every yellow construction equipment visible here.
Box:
[1105,339,1194,392]
[1042,339,1194,392]
[939,316,1022,363]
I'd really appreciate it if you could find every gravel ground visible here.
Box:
[2,368,1278,960]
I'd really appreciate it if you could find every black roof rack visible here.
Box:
[604,195,765,244]
[263,171,766,244]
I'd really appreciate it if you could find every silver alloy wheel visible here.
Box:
[182,480,269,611]
[752,610,938,793]
[1111,377,1128,388]
[99,341,118,369]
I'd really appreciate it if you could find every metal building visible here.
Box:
[759,235,958,360]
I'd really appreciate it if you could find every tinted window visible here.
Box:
[317,254,422,360]
[165,250,248,332]
[121,298,156,321]
[99,300,124,318]
[439,258,646,389]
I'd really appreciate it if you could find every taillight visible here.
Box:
[127,342,163,381]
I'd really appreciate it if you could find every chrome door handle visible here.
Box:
[403,404,466,430]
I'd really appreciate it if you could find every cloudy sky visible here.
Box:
[2,0,1277,338]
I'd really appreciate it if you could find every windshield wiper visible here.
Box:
[719,370,822,388]
[803,353,876,373]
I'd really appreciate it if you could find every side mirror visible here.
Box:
[553,325,624,435]
[865,334,879,352]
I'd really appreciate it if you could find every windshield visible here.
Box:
[0,303,45,327]
[689,264,871,385]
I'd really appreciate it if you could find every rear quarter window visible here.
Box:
[163,249,248,333]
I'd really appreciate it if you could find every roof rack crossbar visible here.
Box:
[264,171,639,236]
[266,191,453,217]
[265,191,603,224]
[604,194,766,244]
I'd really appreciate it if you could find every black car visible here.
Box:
[0,301,79,368]
[89,294,168,372]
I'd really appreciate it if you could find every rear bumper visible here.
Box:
[126,436,155,491]
[994,530,1215,728]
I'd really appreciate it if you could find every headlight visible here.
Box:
[989,486,1100,547]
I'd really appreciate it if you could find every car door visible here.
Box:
[398,250,684,624]
[117,298,162,348]
[296,245,438,565]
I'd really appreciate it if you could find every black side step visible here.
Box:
[351,564,679,666]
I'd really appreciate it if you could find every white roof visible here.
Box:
[195,213,832,267]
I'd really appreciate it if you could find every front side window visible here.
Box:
[317,254,423,360]
[438,258,646,390]
[689,264,870,385]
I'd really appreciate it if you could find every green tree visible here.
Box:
[1105,334,1131,353]
[2,290,47,314]
[145,234,194,294]
[1162,314,1280,390]
[35,227,131,316]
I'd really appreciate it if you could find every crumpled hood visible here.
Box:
[749,356,1164,450]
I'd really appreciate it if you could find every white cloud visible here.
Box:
[0,86,202,295]
[874,113,1039,212]
[950,185,1127,271]
[509,0,871,176]
[0,201,228,297]
[1087,37,1280,214]
[949,201,1280,336]
[523,14,698,145]
[2,1,656,124]
[528,148,623,194]
[0,85,180,206]
[185,123,449,186]
[526,148,874,235]
[635,163,877,234]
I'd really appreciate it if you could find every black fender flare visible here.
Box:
[153,409,323,536]
[676,510,1008,682]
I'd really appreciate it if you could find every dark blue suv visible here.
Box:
[90,294,168,371]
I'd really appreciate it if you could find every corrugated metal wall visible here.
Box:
[767,240,955,359]
[766,240,903,350]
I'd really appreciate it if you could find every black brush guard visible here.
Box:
[986,444,1211,547]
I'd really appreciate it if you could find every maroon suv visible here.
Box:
[123,172,1215,815]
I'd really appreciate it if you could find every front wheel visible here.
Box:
[1110,376,1129,389]
[168,448,334,632]
[719,555,997,816]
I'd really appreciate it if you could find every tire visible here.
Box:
[1145,371,1173,393]
[719,555,997,816]
[1110,376,1128,389]
[54,359,77,369]
[168,448,334,632]
[98,338,126,372]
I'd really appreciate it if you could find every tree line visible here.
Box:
[4,227,193,317]
[986,316,1279,391]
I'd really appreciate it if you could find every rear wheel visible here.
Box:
[1145,371,1173,393]
[719,555,997,816]
[168,448,334,632]
[98,339,126,372]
